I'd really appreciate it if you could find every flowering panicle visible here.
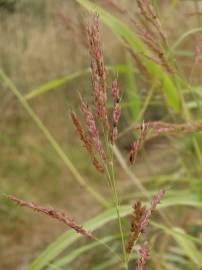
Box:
[133,0,174,74]
[7,195,93,239]
[88,13,109,135]
[111,79,121,144]
[82,101,106,161]
[135,242,150,270]
[127,189,166,254]
[70,15,125,173]
[70,112,104,174]
[129,122,147,165]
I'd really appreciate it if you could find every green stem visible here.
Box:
[110,148,128,270]
[103,131,128,269]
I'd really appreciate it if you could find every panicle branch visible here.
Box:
[82,100,106,161]
[7,195,93,239]
[88,13,109,135]
[70,111,104,174]
[111,79,121,144]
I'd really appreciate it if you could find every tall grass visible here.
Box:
[1,1,202,270]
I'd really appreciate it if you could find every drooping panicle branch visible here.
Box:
[88,13,109,136]
[7,195,93,239]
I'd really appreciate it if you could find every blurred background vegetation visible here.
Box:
[1,0,202,269]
